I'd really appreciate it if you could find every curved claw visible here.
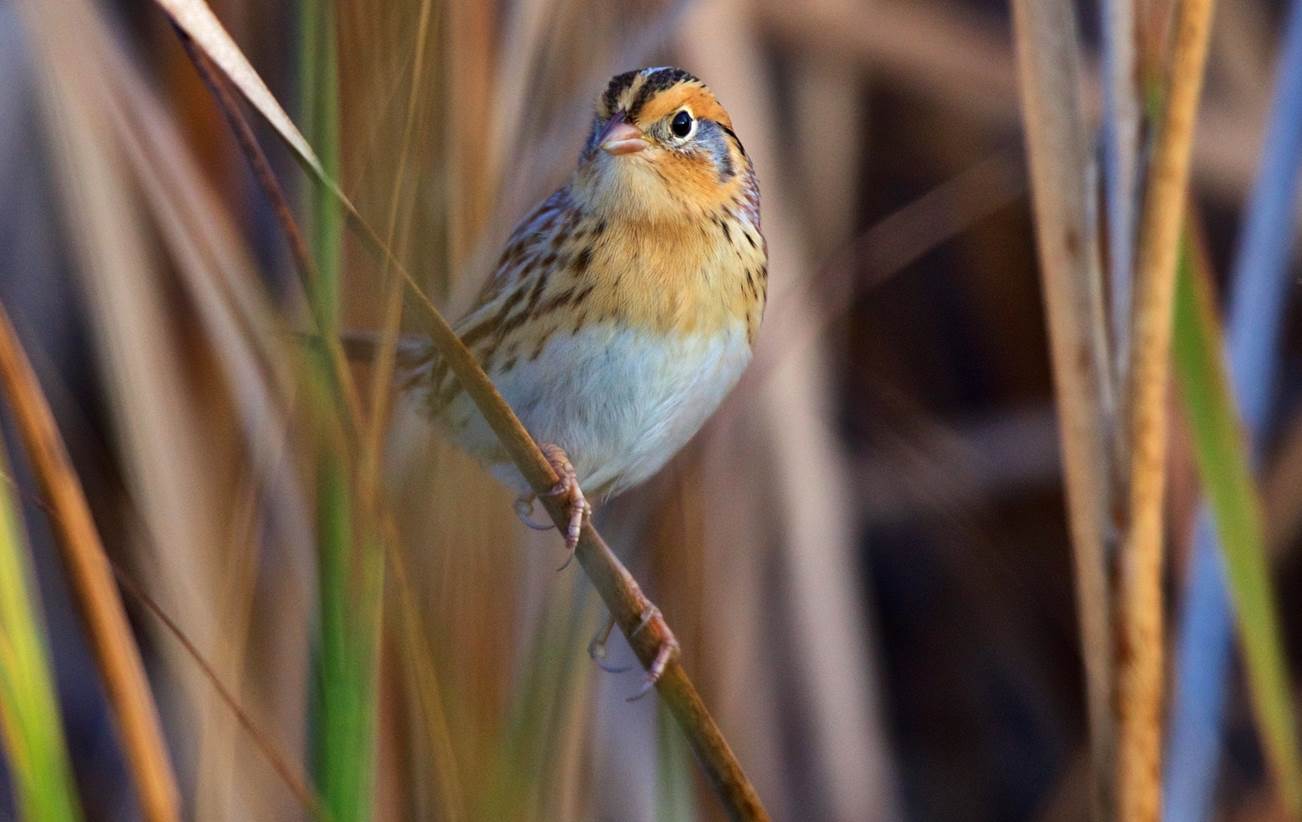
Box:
[587,616,631,673]
[626,637,677,702]
[627,676,658,702]
[513,496,554,531]
[541,480,571,498]
[595,657,632,675]
[554,549,575,575]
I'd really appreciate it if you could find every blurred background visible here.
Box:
[1,0,1300,820]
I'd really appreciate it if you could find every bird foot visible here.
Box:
[627,605,679,702]
[539,443,590,568]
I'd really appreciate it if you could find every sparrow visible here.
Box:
[359,67,766,690]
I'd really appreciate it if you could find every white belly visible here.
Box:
[443,323,752,498]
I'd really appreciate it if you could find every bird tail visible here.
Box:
[339,330,434,373]
[293,329,435,377]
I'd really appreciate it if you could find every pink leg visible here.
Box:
[627,605,679,702]
[538,443,591,566]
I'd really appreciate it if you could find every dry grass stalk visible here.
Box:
[359,0,437,507]
[108,561,323,817]
[1120,0,1217,818]
[1008,0,1117,818]
[0,303,181,822]
[162,2,771,816]
[172,28,364,431]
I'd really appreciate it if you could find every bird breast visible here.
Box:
[582,214,767,344]
[448,320,753,499]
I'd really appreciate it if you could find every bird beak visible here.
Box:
[599,113,647,156]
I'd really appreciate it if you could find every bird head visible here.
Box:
[573,67,754,223]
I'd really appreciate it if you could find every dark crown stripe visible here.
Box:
[626,67,700,119]
[602,70,641,113]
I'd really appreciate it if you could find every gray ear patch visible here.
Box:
[698,120,735,182]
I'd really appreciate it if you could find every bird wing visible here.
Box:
[409,185,577,416]
[469,187,575,309]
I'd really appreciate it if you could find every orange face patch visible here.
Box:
[630,85,732,133]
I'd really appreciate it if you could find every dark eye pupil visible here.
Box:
[671,111,693,138]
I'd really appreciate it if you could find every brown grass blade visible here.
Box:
[1120,0,1217,818]
[1008,0,1118,818]
[170,27,364,433]
[153,0,325,180]
[0,303,181,822]
[152,0,363,259]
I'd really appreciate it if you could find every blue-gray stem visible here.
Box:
[1100,0,1140,394]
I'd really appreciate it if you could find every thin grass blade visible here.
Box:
[0,443,83,822]
[311,448,381,822]
[151,0,325,179]
[0,293,180,821]
[1170,237,1302,814]
[1165,5,1302,813]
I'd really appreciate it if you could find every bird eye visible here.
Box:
[670,110,694,139]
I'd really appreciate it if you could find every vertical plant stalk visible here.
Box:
[0,304,181,822]
[1009,1,1118,818]
[297,2,381,819]
[312,442,381,822]
[298,0,343,334]
[383,516,468,822]
[171,28,363,431]
[1120,0,1216,819]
